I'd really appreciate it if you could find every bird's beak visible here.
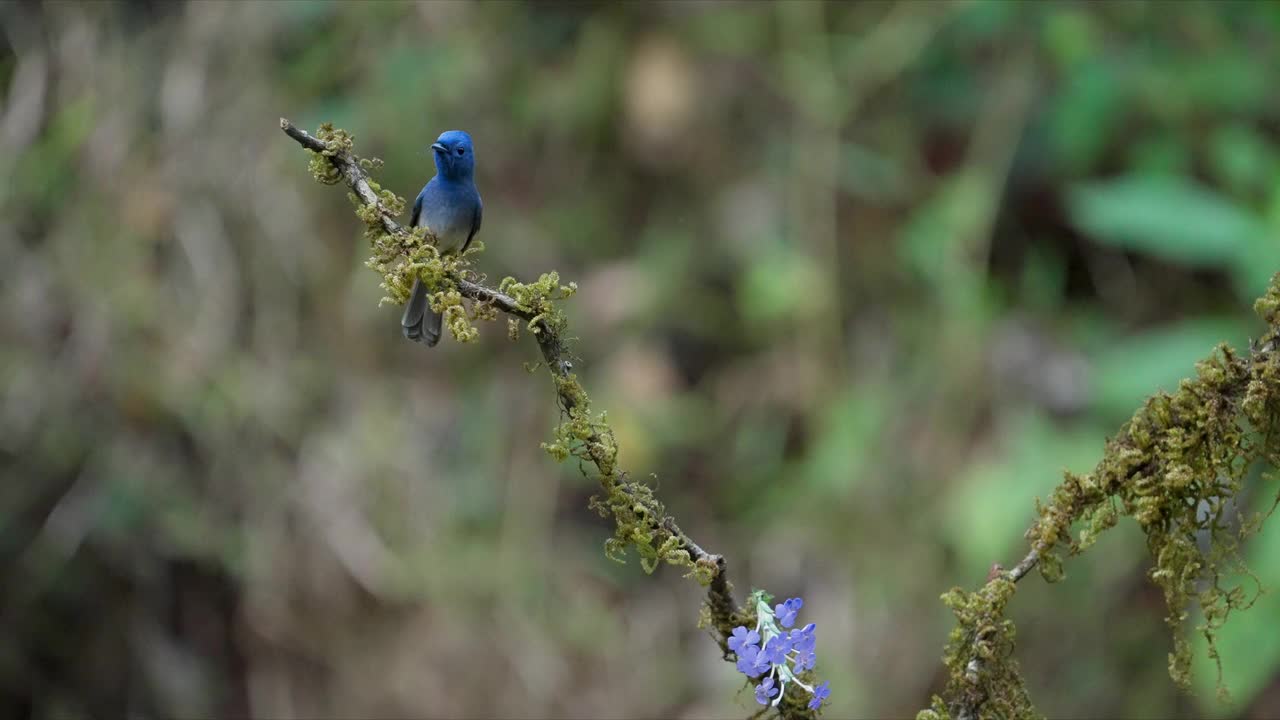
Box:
[430,143,447,154]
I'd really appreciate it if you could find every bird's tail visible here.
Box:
[401,278,443,347]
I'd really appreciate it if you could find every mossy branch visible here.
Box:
[921,281,1280,720]
[280,119,817,717]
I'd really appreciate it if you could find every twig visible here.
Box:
[279,116,737,655]
[1006,545,1041,583]
[948,545,1068,720]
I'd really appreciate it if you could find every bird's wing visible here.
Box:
[401,187,431,330]
[460,193,483,254]
[409,187,425,228]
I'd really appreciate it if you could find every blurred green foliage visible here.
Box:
[2,1,1280,718]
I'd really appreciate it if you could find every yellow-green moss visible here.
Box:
[305,122,353,185]
[927,579,1038,720]
[305,124,708,583]
[926,275,1280,718]
[498,271,578,338]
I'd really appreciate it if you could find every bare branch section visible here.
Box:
[279,116,739,658]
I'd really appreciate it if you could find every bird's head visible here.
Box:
[430,130,475,180]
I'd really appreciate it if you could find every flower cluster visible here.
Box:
[728,591,830,711]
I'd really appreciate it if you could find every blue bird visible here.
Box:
[401,130,483,347]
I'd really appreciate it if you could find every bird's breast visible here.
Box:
[421,195,474,252]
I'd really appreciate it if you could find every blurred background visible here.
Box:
[2,1,1280,718]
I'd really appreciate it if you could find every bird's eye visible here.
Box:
[455,147,465,156]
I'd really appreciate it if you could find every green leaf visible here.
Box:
[801,385,888,494]
[1045,60,1120,173]
[1233,232,1280,302]
[1208,124,1276,197]
[1233,184,1280,300]
[738,246,823,326]
[1067,175,1266,267]
[900,171,993,285]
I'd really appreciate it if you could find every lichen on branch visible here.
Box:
[279,118,812,717]
[922,277,1280,720]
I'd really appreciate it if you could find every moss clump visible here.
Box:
[305,122,353,184]
[925,580,1037,720]
[925,275,1280,718]
[499,272,578,338]
[304,124,494,343]
[541,368,703,580]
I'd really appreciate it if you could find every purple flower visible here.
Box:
[762,635,791,666]
[793,647,816,672]
[735,645,769,678]
[754,676,779,706]
[789,623,817,653]
[774,597,804,628]
[728,626,760,654]
[790,623,818,671]
[750,649,773,677]
[807,680,831,710]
